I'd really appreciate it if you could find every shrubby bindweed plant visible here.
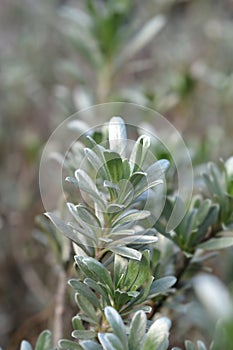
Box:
[11,117,233,350]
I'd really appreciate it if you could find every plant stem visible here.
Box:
[53,267,66,346]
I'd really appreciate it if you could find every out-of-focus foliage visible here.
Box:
[1,0,233,349]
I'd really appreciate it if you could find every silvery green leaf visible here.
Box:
[74,204,101,228]
[195,199,212,226]
[123,276,153,310]
[35,330,52,350]
[84,278,111,305]
[110,229,135,236]
[45,213,92,255]
[98,333,123,350]
[132,250,151,289]
[69,279,100,309]
[76,257,113,293]
[68,120,90,133]
[20,341,32,350]
[116,179,134,205]
[117,15,166,66]
[104,151,123,184]
[194,274,233,320]
[197,341,208,350]
[104,307,127,348]
[108,117,127,157]
[110,246,142,261]
[75,294,98,324]
[112,209,151,227]
[121,258,140,289]
[198,236,233,250]
[130,135,151,172]
[129,172,147,186]
[72,330,96,340]
[184,341,196,350]
[107,203,125,214]
[84,148,107,177]
[59,339,83,350]
[109,235,158,246]
[72,315,84,330]
[73,169,106,209]
[149,276,177,297]
[114,254,128,289]
[142,317,171,350]
[122,159,131,179]
[81,340,103,350]
[68,222,97,243]
[133,159,168,199]
[128,311,147,350]
[104,180,119,191]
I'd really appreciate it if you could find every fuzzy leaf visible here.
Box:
[118,15,166,65]
[130,135,151,172]
[72,315,84,330]
[20,341,32,350]
[113,210,151,227]
[69,279,100,309]
[197,341,208,350]
[84,148,106,177]
[110,246,142,260]
[128,311,147,350]
[149,276,177,297]
[142,317,171,350]
[75,294,98,324]
[98,333,123,350]
[81,340,103,350]
[84,278,111,305]
[58,339,83,350]
[114,254,128,289]
[76,257,113,293]
[104,307,127,348]
[108,116,127,157]
[72,330,96,340]
[45,213,91,255]
[104,151,123,184]
[35,330,52,350]
[198,237,233,250]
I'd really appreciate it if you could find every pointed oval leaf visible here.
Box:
[197,341,208,350]
[80,257,113,293]
[110,246,142,261]
[108,116,127,157]
[81,340,103,350]
[104,307,127,348]
[142,317,171,350]
[198,237,233,250]
[72,330,96,340]
[130,135,151,172]
[69,279,100,309]
[149,276,177,297]
[20,341,32,350]
[113,210,151,227]
[58,339,83,350]
[45,213,91,255]
[129,310,147,350]
[104,151,123,184]
[72,315,84,331]
[35,330,52,350]
[75,294,98,324]
[118,15,166,66]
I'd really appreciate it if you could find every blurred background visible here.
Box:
[0,0,233,348]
